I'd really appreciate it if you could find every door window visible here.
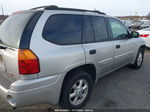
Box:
[91,16,108,42]
[83,16,109,43]
[83,16,95,43]
[109,19,129,40]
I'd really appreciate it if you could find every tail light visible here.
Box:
[18,49,40,75]
[139,34,149,38]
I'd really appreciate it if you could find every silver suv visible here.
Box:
[0,6,145,109]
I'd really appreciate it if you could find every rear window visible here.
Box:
[0,13,34,48]
[43,14,83,45]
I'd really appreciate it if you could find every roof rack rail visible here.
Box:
[88,10,106,15]
[30,5,106,15]
[31,5,58,10]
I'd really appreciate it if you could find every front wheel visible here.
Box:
[60,71,93,109]
[130,47,144,69]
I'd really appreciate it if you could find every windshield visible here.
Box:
[0,13,34,48]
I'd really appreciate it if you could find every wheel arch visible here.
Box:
[59,64,96,103]
[139,45,146,50]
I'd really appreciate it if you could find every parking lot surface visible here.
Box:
[0,49,150,110]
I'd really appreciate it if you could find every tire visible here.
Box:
[130,47,145,69]
[60,70,93,109]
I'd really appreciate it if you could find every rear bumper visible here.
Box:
[0,73,65,107]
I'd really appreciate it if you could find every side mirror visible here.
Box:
[130,31,139,38]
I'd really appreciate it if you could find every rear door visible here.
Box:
[82,15,114,78]
[108,18,135,68]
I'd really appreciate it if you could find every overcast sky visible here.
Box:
[0,0,150,16]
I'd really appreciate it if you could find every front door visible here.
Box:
[108,18,135,68]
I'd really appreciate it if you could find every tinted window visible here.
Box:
[43,14,82,45]
[91,16,108,42]
[109,19,128,40]
[83,16,94,43]
[0,13,34,48]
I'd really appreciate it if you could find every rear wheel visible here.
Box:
[130,47,144,69]
[60,71,93,109]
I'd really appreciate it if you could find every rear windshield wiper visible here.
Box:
[0,39,15,51]
[0,39,7,50]
[0,46,7,49]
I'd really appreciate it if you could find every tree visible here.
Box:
[147,12,150,20]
